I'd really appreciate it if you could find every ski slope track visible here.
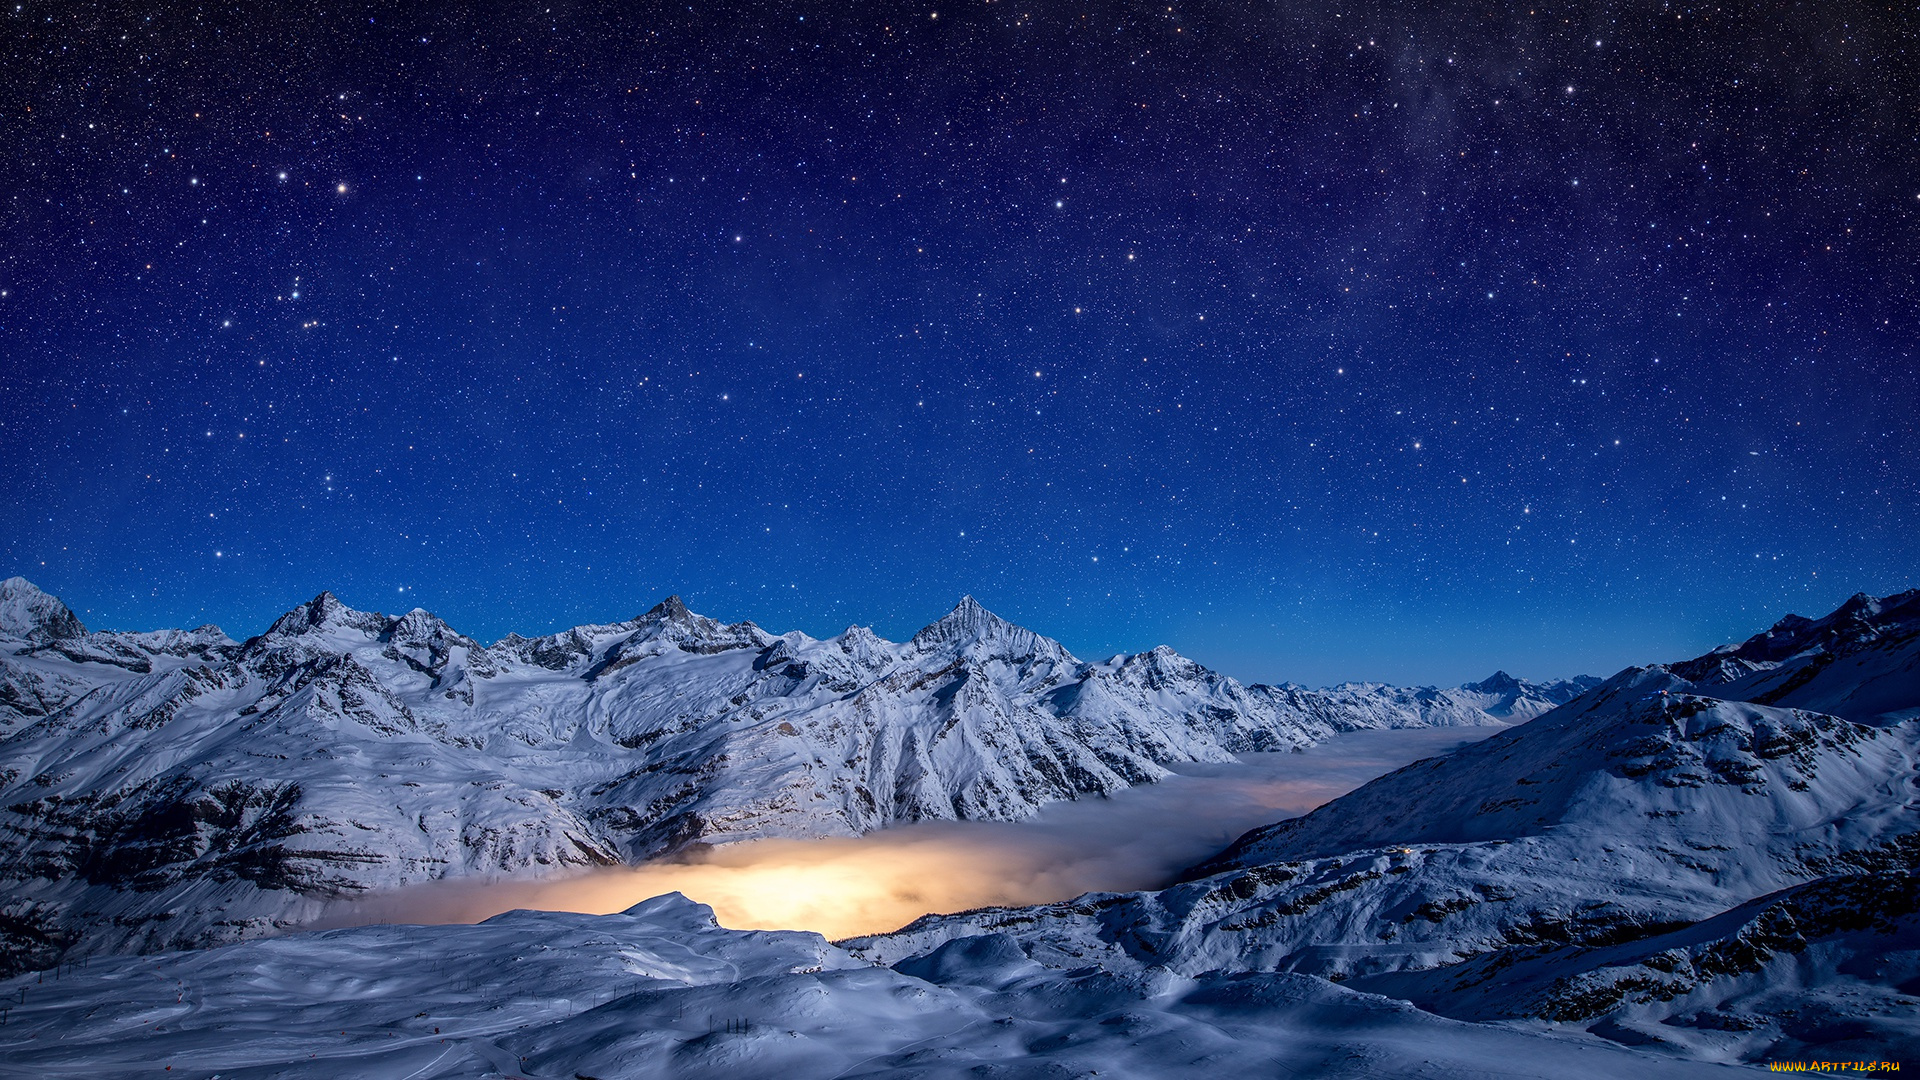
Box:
[0,577,1563,974]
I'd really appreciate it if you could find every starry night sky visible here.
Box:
[3,1,1915,686]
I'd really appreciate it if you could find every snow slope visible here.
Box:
[840,590,1920,1065]
[0,579,1560,973]
[849,687,1917,973]
[1356,871,1920,1062]
[0,893,1757,1080]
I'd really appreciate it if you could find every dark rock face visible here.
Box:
[1532,872,1920,1021]
[1673,590,1920,679]
[9,778,308,892]
[0,577,86,644]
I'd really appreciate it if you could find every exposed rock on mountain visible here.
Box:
[1356,870,1920,1061]
[1667,588,1920,724]
[0,576,86,644]
[8,583,1914,1071]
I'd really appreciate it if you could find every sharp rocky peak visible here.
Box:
[1129,644,1205,674]
[264,591,387,638]
[631,595,725,637]
[1768,588,1918,639]
[624,595,769,654]
[909,596,1073,664]
[836,623,889,658]
[910,596,1006,645]
[640,595,695,623]
[1672,586,1920,682]
[1835,591,1882,618]
[927,593,992,624]
[383,608,475,649]
[1107,644,1220,690]
[0,577,86,643]
[1467,670,1524,693]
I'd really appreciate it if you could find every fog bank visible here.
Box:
[328,726,1502,940]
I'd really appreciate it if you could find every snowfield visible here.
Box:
[838,590,1920,1066]
[0,894,1760,1080]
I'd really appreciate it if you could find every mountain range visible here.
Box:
[8,578,1914,1072]
[0,577,1581,974]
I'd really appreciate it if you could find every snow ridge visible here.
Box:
[0,577,85,643]
[0,892,1750,1079]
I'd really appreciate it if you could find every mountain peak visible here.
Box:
[0,577,86,642]
[947,595,996,626]
[641,595,694,622]
[908,596,1074,664]
[910,596,1009,645]
[265,591,384,637]
[1468,670,1522,693]
[384,608,473,649]
[1674,586,1920,685]
[626,595,768,655]
[1836,591,1882,619]
[837,623,888,658]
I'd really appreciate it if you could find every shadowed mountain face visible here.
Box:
[1192,586,1920,883]
[1665,588,1920,725]
[842,590,1920,1063]
[0,580,1557,974]
[0,577,85,644]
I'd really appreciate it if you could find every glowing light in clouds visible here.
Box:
[329,728,1500,940]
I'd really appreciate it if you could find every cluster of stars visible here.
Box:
[0,1,1913,684]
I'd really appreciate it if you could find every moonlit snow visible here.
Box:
[3,581,1918,1076]
[0,578,1564,968]
[0,896,1753,1080]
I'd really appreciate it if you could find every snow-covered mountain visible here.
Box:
[851,683,1915,966]
[0,578,1547,973]
[1262,667,1601,732]
[843,589,1920,1063]
[6,583,1915,1073]
[1203,587,1920,875]
[1666,588,1920,724]
[1357,869,1920,1058]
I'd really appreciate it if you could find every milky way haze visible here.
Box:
[3,1,1914,684]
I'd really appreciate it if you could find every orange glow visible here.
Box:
[329,727,1502,940]
[335,824,1170,941]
